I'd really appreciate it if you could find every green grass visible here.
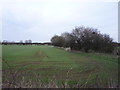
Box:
[117,46,120,49]
[2,45,118,88]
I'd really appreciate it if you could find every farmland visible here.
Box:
[2,45,118,88]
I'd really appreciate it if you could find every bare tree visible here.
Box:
[61,32,75,49]
[25,40,32,44]
[20,40,23,43]
[51,26,114,53]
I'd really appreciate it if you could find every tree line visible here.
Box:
[1,40,51,45]
[51,26,117,53]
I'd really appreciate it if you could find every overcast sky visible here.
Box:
[1,0,118,42]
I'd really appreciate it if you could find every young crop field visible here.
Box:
[2,45,118,88]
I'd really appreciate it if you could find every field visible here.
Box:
[2,45,118,88]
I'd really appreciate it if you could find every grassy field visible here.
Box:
[2,45,118,88]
